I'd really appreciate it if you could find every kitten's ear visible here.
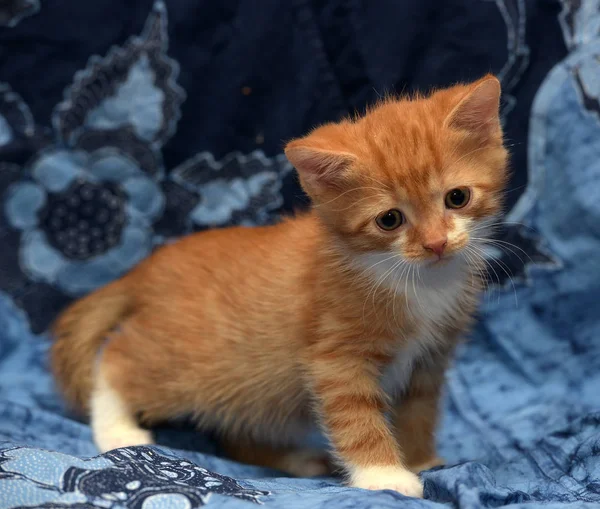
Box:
[445,76,502,140]
[285,134,356,187]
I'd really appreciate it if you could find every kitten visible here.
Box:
[51,75,508,498]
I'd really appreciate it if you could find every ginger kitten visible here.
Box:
[51,75,508,498]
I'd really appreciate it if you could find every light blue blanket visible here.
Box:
[1,1,600,507]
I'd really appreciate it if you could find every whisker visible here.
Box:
[471,237,532,263]
[360,254,404,324]
[392,261,411,328]
[411,264,429,321]
[461,250,483,288]
[363,254,403,273]
[469,221,538,234]
[329,195,389,212]
[469,244,518,307]
[404,259,411,317]
[372,258,405,308]
[360,174,392,191]
[313,186,388,208]
[362,257,406,325]
[444,143,489,171]
[462,249,493,302]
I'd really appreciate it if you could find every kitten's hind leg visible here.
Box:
[278,449,332,478]
[224,439,331,478]
[91,363,154,453]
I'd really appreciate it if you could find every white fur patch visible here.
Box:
[355,251,469,398]
[380,340,424,398]
[91,369,154,453]
[349,464,423,497]
[405,263,467,335]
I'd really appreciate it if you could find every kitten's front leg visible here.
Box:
[309,350,423,498]
[393,350,453,473]
[393,365,445,473]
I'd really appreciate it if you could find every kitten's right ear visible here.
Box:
[285,134,356,188]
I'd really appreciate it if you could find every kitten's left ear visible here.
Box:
[445,75,502,141]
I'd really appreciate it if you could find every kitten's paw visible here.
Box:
[94,427,154,453]
[350,465,423,498]
[280,449,331,478]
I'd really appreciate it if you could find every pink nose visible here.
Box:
[423,238,447,258]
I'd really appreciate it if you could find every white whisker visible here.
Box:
[471,237,532,263]
[468,244,518,307]
[313,186,388,208]
[362,257,406,325]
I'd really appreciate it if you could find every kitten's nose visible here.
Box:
[423,238,448,258]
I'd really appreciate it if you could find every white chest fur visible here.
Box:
[380,340,425,398]
[354,252,469,398]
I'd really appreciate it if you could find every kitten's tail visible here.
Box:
[51,277,132,413]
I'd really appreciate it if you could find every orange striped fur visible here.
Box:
[51,75,508,497]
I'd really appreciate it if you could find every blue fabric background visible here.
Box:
[1,1,599,507]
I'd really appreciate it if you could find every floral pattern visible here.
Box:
[0,0,293,329]
[0,0,560,329]
[52,0,184,148]
[0,0,599,508]
[172,151,293,229]
[5,148,163,294]
[0,446,268,507]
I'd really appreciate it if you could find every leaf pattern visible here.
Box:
[0,1,292,328]
[0,446,268,508]
[52,1,185,147]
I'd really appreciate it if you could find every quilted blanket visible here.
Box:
[1,0,599,507]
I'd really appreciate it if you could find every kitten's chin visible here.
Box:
[413,252,456,267]
[427,257,452,267]
[421,252,465,276]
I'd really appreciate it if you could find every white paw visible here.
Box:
[279,449,330,478]
[94,427,154,453]
[349,465,424,498]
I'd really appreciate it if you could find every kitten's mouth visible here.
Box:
[429,259,448,266]
[427,255,453,267]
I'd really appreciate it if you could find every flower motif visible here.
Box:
[0,446,268,508]
[0,1,185,332]
[4,148,164,295]
[171,151,294,228]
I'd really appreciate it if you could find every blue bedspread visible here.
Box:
[1,1,600,507]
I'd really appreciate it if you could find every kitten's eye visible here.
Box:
[376,209,404,231]
[445,187,471,209]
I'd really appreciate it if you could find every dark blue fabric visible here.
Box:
[1,0,599,507]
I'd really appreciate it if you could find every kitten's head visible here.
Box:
[285,76,508,270]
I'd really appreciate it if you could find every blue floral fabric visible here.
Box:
[5,147,164,294]
[0,0,599,508]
